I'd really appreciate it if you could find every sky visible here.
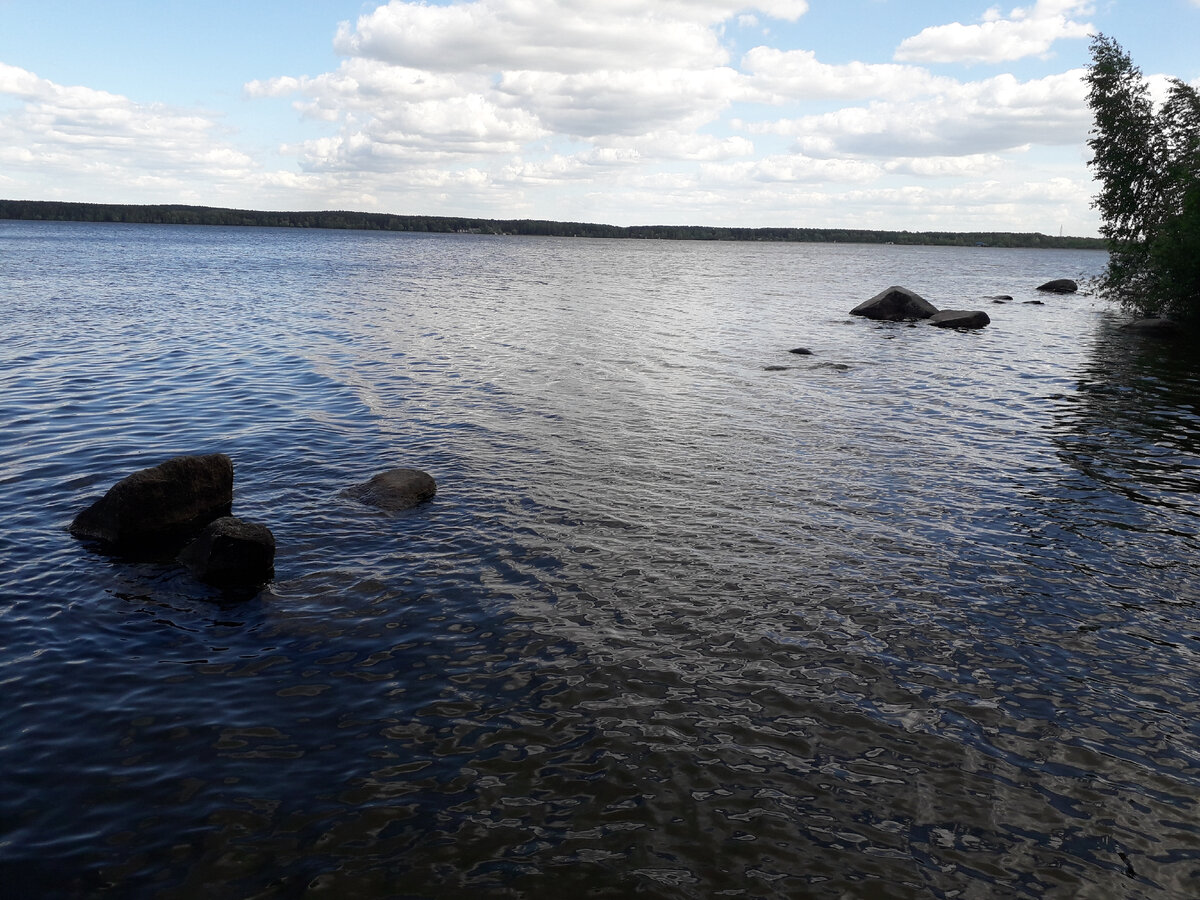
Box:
[0,1,1197,236]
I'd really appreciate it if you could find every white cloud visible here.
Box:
[895,0,1094,64]
[497,67,740,138]
[702,154,883,185]
[755,70,1090,159]
[0,62,343,207]
[0,63,257,184]
[334,1,722,73]
[259,1,774,175]
[741,47,957,101]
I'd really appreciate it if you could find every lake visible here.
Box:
[2,221,1199,898]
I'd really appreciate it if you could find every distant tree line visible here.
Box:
[0,199,1105,250]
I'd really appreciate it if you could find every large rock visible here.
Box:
[929,309,990,329]
[1036,279,1078,293]
[344,468,437,512]
[70,454,233,553]
[850,286,938,321]
[178,516,275,587]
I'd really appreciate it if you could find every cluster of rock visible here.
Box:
[849,279,1080,328]
[850,286,990,328]
[70,454,435,590]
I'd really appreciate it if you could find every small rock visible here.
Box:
[764,365,792,371]
[929,310,990,329]
[178,516,275,587]
[987,295,1013,301]
[70,454,233,554]
[788,347,814,355]
[850,286,938,321]
[344,468,437,512]
[991,299,1008,304]
[1036,279,1078,293]
[1023,300,1045,305]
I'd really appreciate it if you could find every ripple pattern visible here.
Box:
[3,222,1199,898]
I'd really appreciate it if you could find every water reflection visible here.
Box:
[1057,314,1200,500]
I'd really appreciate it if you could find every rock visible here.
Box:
[764,365,792,371]
[178,516,275,587]
[344,468,437,512]
[987,295,1013,301]
[70,454,233,553]
[1023,300,1045,305]
[1121,317,1180,336]
[990,299,1008,304]
[929,310,990,329]
[788,347,814,355]
[850,286,938,321]
[1036,279,1078,293]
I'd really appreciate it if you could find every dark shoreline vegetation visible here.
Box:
[0,198,1104,250]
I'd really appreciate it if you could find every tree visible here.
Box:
[1086,34,1200,320]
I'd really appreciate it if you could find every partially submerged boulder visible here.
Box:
[929,310,990,329]
[344,468,437,512]
[1037,279,1078,293]
[850,286,938,321]
[178,516,275,587]
[788,347,814,355]
[1121,317,1180,337]
[70,454,233,553]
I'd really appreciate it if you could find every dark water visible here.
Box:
[2,221,1199,898]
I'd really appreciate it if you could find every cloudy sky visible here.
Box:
[1,1,1196,235]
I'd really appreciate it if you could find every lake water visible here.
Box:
[2,221,1199,898]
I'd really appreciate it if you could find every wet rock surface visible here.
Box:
[850,286,938,321]
[929,310,991,329]
[344,468,438,512]
[1036,279,1078,293]
[178,516,276,587]
[69,454,234,555]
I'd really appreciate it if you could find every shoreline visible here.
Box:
[0,198,1105,251]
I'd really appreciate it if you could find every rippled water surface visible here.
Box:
[3,221,1200,898]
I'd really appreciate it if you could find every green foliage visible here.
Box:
[1086,34,1200,319]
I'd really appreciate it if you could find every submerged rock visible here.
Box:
[70,453,233,554]
[344,468,437,512]
[850,286,938,321]
[764,365,792,371]
[1036,279,1078,293]
[788,347,814,355]
[987,294,1013,301]
[929,310,990,329]
[1023,300,1045,305]
[1121,317,1180,336]
[178,516,275,587]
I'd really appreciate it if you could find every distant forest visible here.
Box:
[0,199,1105,250]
